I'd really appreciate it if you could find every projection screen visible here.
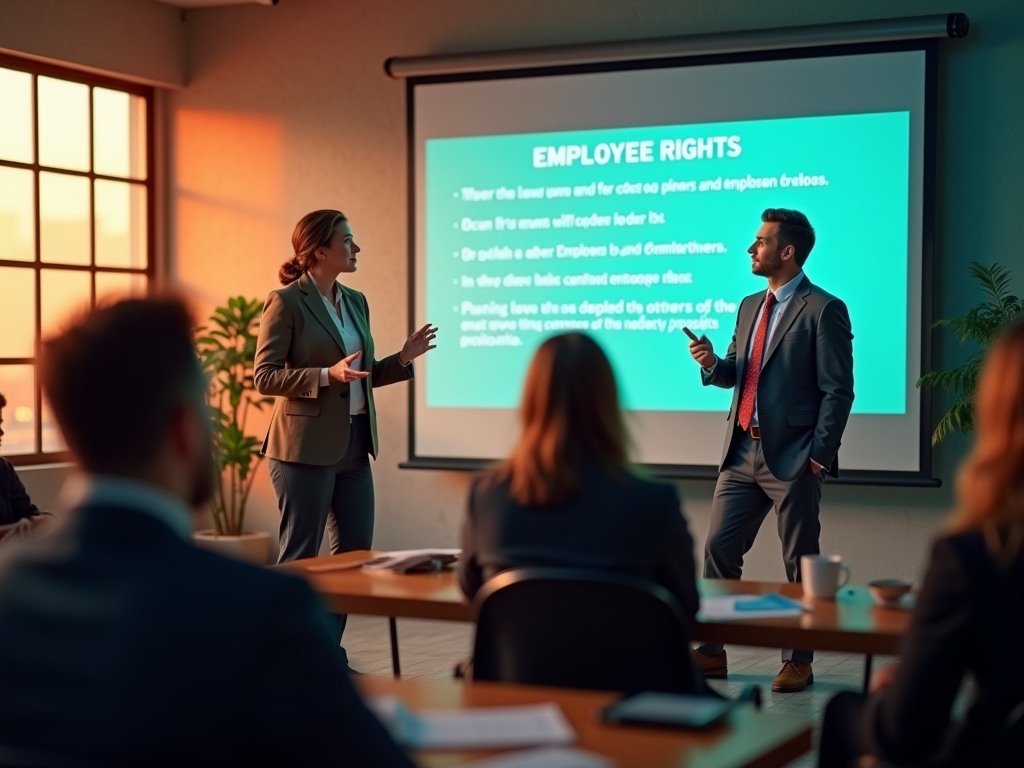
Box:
[405,41,937,485]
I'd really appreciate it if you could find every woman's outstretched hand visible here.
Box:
[399,324,438,365]
[328,352,371,383]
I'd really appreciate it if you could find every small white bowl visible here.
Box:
[868,578,912,606]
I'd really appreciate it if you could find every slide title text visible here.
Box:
[533,136,742,168]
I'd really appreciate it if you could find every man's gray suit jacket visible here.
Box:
[703,275,855,483]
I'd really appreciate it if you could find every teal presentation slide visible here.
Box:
[425,112,909,413]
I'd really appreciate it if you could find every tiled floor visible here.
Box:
[344,615,893,768]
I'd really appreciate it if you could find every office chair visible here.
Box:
[471,567,759,705]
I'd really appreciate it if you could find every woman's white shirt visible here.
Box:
[317,286,368,415]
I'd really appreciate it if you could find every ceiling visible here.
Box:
[152,0,277,7]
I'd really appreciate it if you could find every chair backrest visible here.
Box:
[993,698,1024,768]
[471,567,700,694]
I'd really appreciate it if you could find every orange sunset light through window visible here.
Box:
[0,57,152,461]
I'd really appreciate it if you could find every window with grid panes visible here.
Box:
[0,54,154,466]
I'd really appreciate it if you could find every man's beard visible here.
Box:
[753,250,782,275]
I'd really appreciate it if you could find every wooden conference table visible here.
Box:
[278,550,912,687]
[358,676,812,768]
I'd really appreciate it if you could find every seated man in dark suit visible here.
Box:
[0,298,414,768]
[0,392,48,541]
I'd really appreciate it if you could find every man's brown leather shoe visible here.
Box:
[771,660,814,692]
[692,648,728,679]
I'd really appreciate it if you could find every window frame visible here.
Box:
[0,52,155,467]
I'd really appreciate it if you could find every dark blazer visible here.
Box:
[0,505,414,768]
[704,275,854,481]
[254,271,412,465]
[859,525,1024,767]
[0,457,40,526]
[458,468,700,623]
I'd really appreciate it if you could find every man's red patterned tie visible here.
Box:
[737,292,777,431]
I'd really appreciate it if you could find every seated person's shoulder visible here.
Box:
[0,458,43,532]
[184,544,319,608]
[181,550,335,647]
[571,468,681,520]
[936,522,1024,575]
[0,458,13,500]
[469,473,512,507]
[931,526,994,564]
[470,468,681,520]
[615,470,679,505]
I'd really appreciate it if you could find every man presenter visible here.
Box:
[688,208,854,692]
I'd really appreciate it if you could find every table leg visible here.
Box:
[863,654,874,693]
[389,617,401,678]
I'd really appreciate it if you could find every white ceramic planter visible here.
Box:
[193,530,270,565]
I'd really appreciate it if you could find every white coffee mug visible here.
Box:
[801,554,851,599]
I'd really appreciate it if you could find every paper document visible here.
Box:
[466,747,615,768]
[698,593,805,621]
[362,548,461,571]
[368,696,575,750]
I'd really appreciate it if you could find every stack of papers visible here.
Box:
[698,593,805,621]
[368,696,575,750]
[361,548,461,572]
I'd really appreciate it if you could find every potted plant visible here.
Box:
[193,296,274,564]
[917,262,1022,444]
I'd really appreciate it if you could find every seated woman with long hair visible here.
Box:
[458,333,699,622]
[818,319,1024,768]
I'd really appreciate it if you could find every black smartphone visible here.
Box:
[600,692,734,730]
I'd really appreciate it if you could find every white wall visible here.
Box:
[0,0,184,87]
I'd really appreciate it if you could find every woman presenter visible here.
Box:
[255,209,437,565]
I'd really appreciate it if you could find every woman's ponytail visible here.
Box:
[278,256,304,285]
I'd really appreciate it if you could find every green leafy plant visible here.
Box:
[917,262,1023,445]
[194,297,273,536]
